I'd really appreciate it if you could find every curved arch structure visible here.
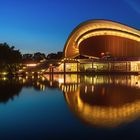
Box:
[64,20,140,58]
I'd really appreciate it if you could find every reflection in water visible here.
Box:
[48,74,140,128]
[0,74,62,103]
[0,78,22,103]
[0,74,140,128]
[0,75,56,103]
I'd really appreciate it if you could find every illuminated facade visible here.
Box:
[64,20,140,58]
[56,20,140,73]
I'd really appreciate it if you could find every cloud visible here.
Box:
[124,0,140,14]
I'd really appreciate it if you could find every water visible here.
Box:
[0,74,140,140]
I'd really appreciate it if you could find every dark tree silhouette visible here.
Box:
[22,52,46,62]
[47,51,63,60]
[0,42,22,74]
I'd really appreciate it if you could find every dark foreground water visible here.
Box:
[0,74,140,140]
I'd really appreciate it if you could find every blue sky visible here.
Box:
[0,0,140,54]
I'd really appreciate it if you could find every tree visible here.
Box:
[33,52,46,61]
[47,52,63,60]
[0,42,22,74]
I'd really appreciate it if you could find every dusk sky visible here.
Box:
[0,0,140,54]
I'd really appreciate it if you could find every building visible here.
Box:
[64,19,140,58]
[50,20,140,73]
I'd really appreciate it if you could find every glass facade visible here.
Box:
[47,59,140,73]
[131,62,140,72]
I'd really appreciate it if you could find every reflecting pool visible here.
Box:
[0,74,140,140]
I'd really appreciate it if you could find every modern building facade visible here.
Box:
[64,20,140,58]
[47,20,140,73]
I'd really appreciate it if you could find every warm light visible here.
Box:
[92,85,94,92]
[58,78,64,84]
[85,86,87,93]
[65,87,140,128]
[22,66,26,69]
[77,30,140,45]
[26,63,37,67]
[41,69,45,72]
[22,78,26,83]
[2,72,7,75]
[18,69,23,72]
[64,20,140,58]
[40,59,46,63]
[2,77,7,81]
[50,81,52,86]
[41,77,45,81]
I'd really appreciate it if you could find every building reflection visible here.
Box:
[0,75,61,103]
[61,75,140,127]
[0,74,140,128]
[48,74,140,128]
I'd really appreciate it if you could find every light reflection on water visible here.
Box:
[45,74,140,128]
[1,74,140,126]
[0,74,140,139]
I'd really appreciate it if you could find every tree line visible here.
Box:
[0,43,22,74]
[0,42,63,74]
[22,51,63,62]
[0,43,22,64]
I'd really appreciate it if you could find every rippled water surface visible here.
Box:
[0,74,140,140]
